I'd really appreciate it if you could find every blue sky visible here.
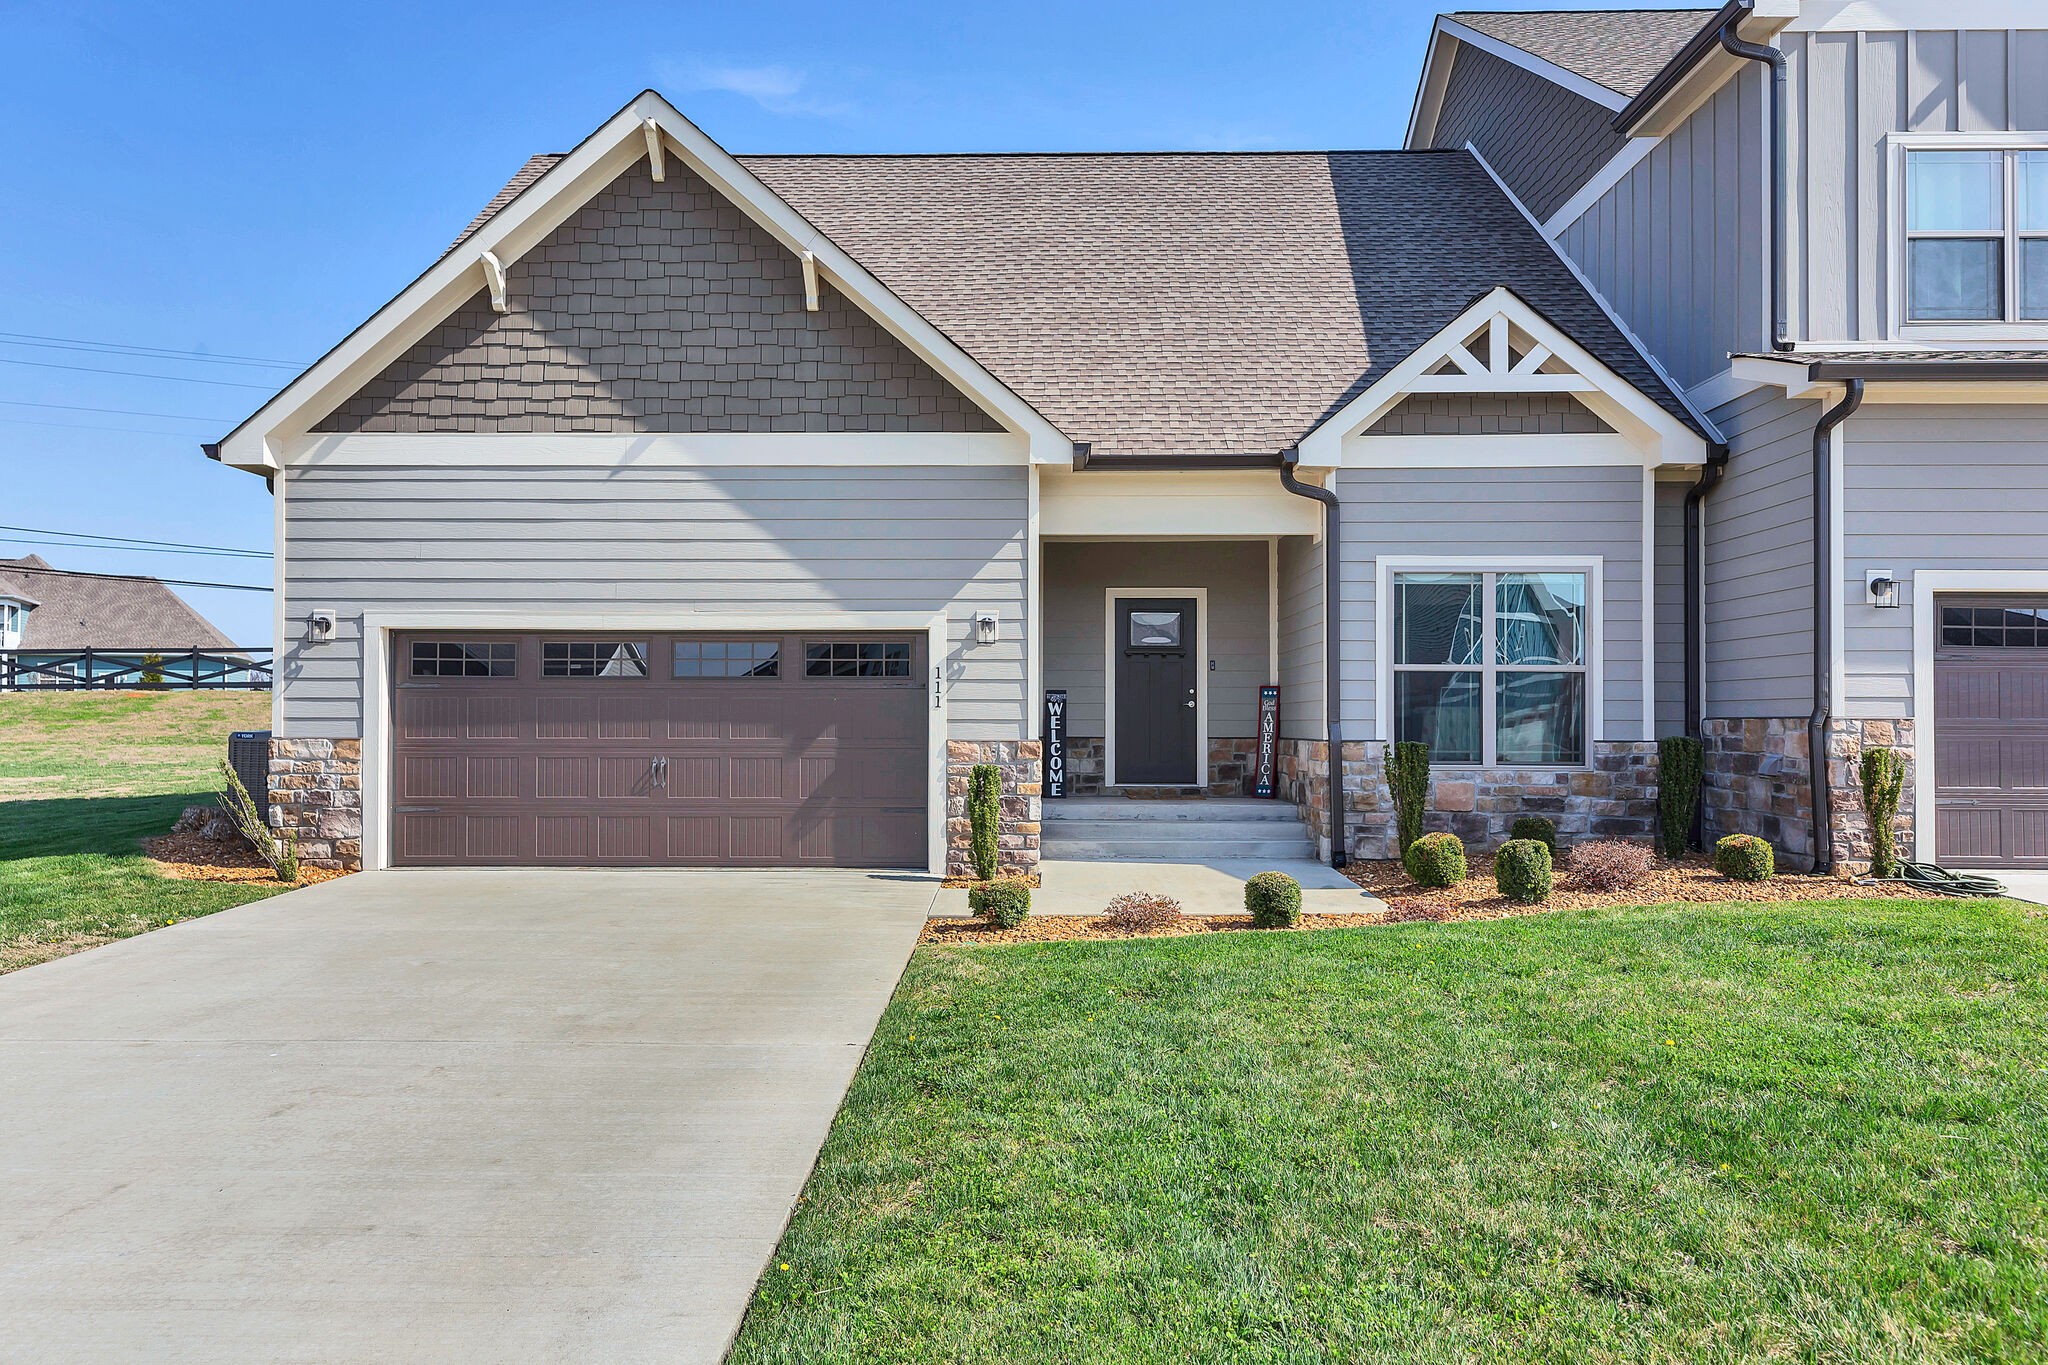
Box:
[0,0,1658,643]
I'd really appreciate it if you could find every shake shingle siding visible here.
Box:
[1449,10,1716,97]
[1428,42,1630,222]
[1363,392,1612,435]
[316,159,1000,434]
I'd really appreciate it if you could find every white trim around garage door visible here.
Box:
[1909,571,2048,865]
[358,609,951,875]
[1103,587,1208,789]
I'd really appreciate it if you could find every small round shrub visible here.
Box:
[969,878,1031,928]
[1570,839,1655,892]
[1495,839,1553,904]
[1714,834,1775,882]
[1244,871,1303,928]
[1508,815,1558,856]
[1104,892,1183,932]
[1404,832,1468,889]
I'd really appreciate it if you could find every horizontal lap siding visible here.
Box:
[1334,466,1646,740]
[1704,388,1820,717]
[281,464,1028,740]
[1655,477,1688,736]
[1843,407,2048,716]
[1278,534,1325,738]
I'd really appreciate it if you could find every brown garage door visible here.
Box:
[1934,599,2048,868]
[390,631,927,868]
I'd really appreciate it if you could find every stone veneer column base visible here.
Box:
[269,737,364,871]
[1058,736,1260,797]
[1824,718,1917,874]
[1700,719,1814,869]
[946,740,1043,878]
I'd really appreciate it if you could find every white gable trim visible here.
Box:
[216,91,1070,472]
[1295,287,1710,468]
[1432,17,1629,114]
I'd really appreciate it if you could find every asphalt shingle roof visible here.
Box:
[0,558,238,651]
[1449,9,1718,98]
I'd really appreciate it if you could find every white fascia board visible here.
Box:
[1405,26,1457,148]
[1434,17,1628,112]
[217,91,1069,472]
[281,431,1029,468]
[1623,5,1798,138]
[1542,137,1659,240]
[1730,355,1836,401]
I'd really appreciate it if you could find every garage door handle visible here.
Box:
[395,805,440,813]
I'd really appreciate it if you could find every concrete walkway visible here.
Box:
[934,857,1386,917]
[0,868,935,1364]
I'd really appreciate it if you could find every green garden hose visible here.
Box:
[1856,862,2007,898]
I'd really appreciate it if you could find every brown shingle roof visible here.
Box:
[1449,9,1718,97]
[449,153,565,253]
[0,559,237,650]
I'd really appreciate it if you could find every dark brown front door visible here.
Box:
[1114,597,1198,785]
[1934,598,2048,868]
[390,631,927,868]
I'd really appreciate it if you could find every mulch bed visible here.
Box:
[920,914,1366,945]
[142,831,350,888]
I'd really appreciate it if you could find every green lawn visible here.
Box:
[733,898,2048,1364]
[0,690,287,972]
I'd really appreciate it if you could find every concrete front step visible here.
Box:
[1044,797,1300,824]
[1043,818,1315,842]
[1041,837,1319,861]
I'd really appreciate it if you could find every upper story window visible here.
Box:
[1905,148,2048,326]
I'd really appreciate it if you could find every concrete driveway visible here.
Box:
[0,869,935,1363]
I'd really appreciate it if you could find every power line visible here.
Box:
[0,415,227,438]
[1,530,270,562]
[4,564,271,594]
[0,399,232,422]
[0,331,306,369]
[0,356,280,390]
[0,524,268,557]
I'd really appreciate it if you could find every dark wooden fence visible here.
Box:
[0,648,273,691]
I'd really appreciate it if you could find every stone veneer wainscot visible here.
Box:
[269,737,364,871]
[946,740,1043,878]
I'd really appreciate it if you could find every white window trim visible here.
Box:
[1102,587,1208,789]
[1886,132,2048,343]
[1375,557,1606,770]
[358,609,951,875]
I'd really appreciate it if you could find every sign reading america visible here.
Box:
[1255,685,1280,798]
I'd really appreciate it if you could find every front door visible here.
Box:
[1114,597,1198,785]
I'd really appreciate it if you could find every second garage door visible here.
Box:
[1933,599,2048,868]
[390,631,928,868]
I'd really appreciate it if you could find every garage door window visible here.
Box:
[805,640,912,678]
[673,639,780,678]
[410,640,516,678]
[542,640,649,678]
[1942,604,2048,648]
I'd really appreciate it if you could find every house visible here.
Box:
[0,555,247,689]
[210,0,2048,878]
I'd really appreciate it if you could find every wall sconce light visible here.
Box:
[974,610,1000,644]
[1866,570,1899,610]
[308,609,337,641]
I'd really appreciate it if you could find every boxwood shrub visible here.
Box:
[1403,832,1467,889]
[1713,834,1775,882]
[968,878,1031,928]
[1244,871,1303,928]
[1508,815,1558,856]
[1495,839,1553,904]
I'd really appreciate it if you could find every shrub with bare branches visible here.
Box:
[1102,892,1183,932]
[1569,839,1655,892]
[216,759,299,882]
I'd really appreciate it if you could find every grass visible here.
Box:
[0,690,286,972]
[733,898,2048,1364]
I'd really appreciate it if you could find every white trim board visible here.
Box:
[1432,17,1629,113]
[1789,0,2048,29]
[1102,588,1208,789]
[1542,137,1660,240]
[354,608,950,875]
[283,432,1030,469]
[1909,572,2048,865]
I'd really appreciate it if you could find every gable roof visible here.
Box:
[0,559,237,651]
[1447,9,1719,98]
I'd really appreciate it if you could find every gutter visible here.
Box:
[1807,380,1864,873]
[1072,443,1285,472]
[1279,449,1346,868]
[1809,360,2048,383]
[1711,7,1792,353]
[1614,0,1752,134]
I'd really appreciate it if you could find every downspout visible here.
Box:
[1683,443,1732,740]
[1718,12,1791,352]
[1807,379,1863,872]
[1280,449,1346,867]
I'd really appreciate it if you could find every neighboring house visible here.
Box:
[0,555,244,688]
[211,0,2046,877]
[1410,0,2048,871]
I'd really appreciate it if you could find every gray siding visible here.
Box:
[1786,27,2048,342]
[1278,533,1325,738]
[1041,541,1270,738]
[1430,41,1630,222]
[1363,392,1612,435]
[278,463,1028,739]
[1842,406,2048,716]
[1334,465,1647,741]
[1557,67,1769,390]
[1655,475,1688,737]
[1703,387,1820,717]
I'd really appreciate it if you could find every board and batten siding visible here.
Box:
[1334,465,1647,742]
[1278,533,1325,739]
[1654,475,1689,737]
[1556,67,1770,391]
[1785,26,2048,343]
[278,463,1029,740]
[1428,40,1632,223]
[1841,406,2048,717]
[1040,540,1270,739]
[1702,388,1821,718]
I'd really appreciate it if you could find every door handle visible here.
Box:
[649,756,668,790]
[1185,687,1197,710]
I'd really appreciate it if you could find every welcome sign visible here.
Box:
[1255,685,1280,798]
[1043,689,1067,799]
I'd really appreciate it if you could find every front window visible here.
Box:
[1392,570,1588,766]
[1905,148,2048,324]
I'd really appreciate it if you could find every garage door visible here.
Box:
[390,631,927,868]
[1934,599,2048,868]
